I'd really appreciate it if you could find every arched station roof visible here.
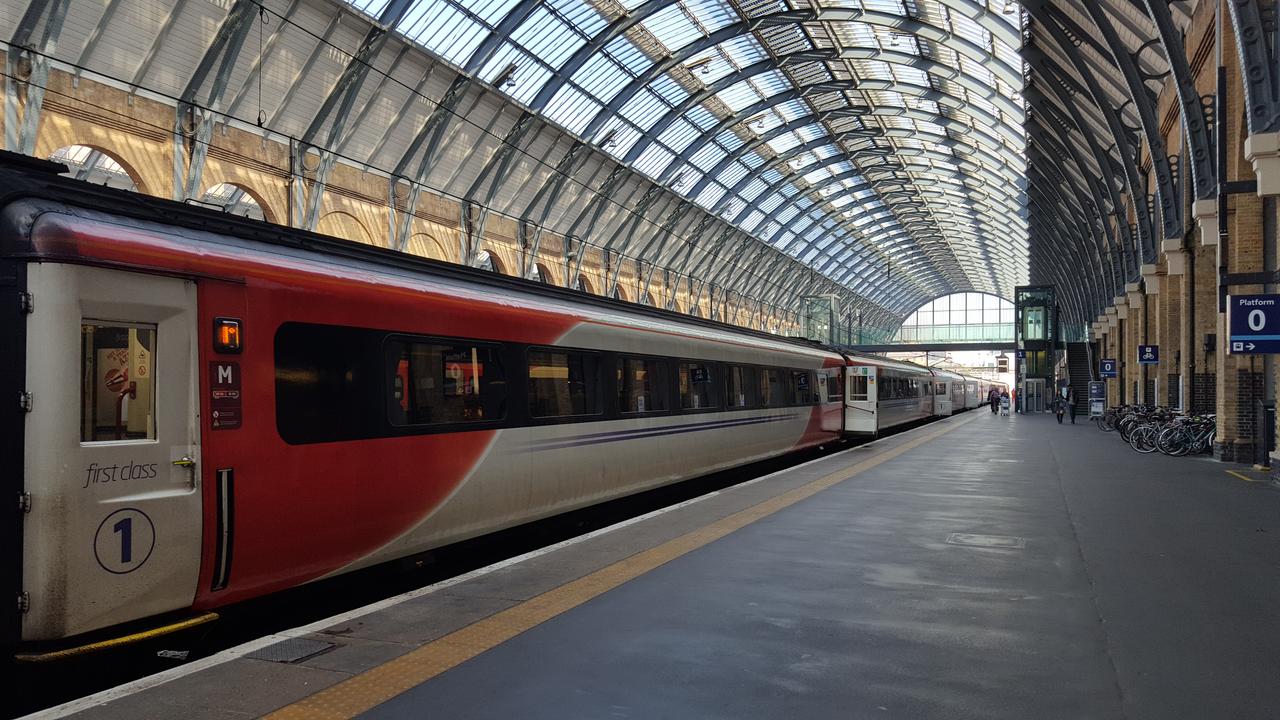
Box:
[340,0,1030,312]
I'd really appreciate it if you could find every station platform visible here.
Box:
[34,410,1280,720]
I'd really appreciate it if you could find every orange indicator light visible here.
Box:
[214,317,242,353]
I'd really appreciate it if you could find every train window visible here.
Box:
[387,339,506,426]
[725,365,752,408]
[276,323,386,444]
[791,371,816,404]
[759,368,786,407]
[81,322,157,442]
[849,374,868,401]
[678,362,718,410]
[618,356,669,413]
[936,382,947,396]
[528,349,600,418]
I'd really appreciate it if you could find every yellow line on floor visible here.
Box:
[1225,469,1263,483]
[264,413,980,720]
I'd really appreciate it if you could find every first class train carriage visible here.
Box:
[0,155,992,653]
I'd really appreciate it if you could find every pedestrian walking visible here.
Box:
[1066,386,1077,424]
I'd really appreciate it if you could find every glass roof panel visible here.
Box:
[338,0,1031,313]
[398,0,487,64]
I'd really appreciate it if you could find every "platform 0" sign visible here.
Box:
[1229,294,1280,354]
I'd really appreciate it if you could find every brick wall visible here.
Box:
[1167,373,1180,408]
[1192,373,1216,415]
[1218,370,1266,462]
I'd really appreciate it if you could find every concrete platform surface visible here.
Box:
[35,410,1280,720]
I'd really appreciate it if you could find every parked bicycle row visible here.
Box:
[1094,405,1216,456]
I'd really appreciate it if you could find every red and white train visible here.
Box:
[0,154,996,655]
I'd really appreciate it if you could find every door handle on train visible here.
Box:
[173,456,197,489]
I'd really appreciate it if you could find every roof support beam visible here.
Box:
[1135,0,1217,200]
[4,0,71,156]
[1042,0,1182,240]
[1025,47,1148,276]
[1025,33,1154,265]
[1226,0,1280,137]
[172,0,256,202]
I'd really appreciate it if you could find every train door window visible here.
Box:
[386,338,506,425]
[618,356,669,413]
[81,322,157,442]
[849,373,868,401]
[528,349,600,418]
[825,372,841,402]
[678,361,718,410]
[725,365,751,408]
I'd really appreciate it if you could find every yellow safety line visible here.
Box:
[265,413,979,720]
[13,612,219,663]
[1225,469,1263,484]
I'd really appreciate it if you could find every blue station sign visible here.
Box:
[1015,349,1026,359]
[1100,359,1118,378]
[1229,294,1280,354]
[1138,345,1159,364]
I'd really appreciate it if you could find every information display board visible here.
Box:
[1088,380,1106,418]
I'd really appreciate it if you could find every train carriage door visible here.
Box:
[818,370,841,432]
[936,380,953,416]
[843,366,877,435]
[22,264,201,641]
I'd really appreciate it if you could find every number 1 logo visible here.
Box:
[94,508,156,574]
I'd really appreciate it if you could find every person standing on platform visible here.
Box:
[1065,386,1077,424]
[989,386,1000,414]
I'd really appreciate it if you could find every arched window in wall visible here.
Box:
[574,274,593,293]
[895,293,1015,343]
[49,145,140,192]
[201,183,266,221]
[475,249,499,273]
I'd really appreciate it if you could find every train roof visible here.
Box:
[0,152,842,359]
[0,152,966,378]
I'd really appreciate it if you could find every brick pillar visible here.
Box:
[1216,191,1268,460]
[1126,288,1145,403]
[1104,323,1119,406]
[1188,243,1217,415]
[1207,14,1269,460]
[1161,271,1183,408]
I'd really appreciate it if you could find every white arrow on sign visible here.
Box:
[1248,342,1256,350]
